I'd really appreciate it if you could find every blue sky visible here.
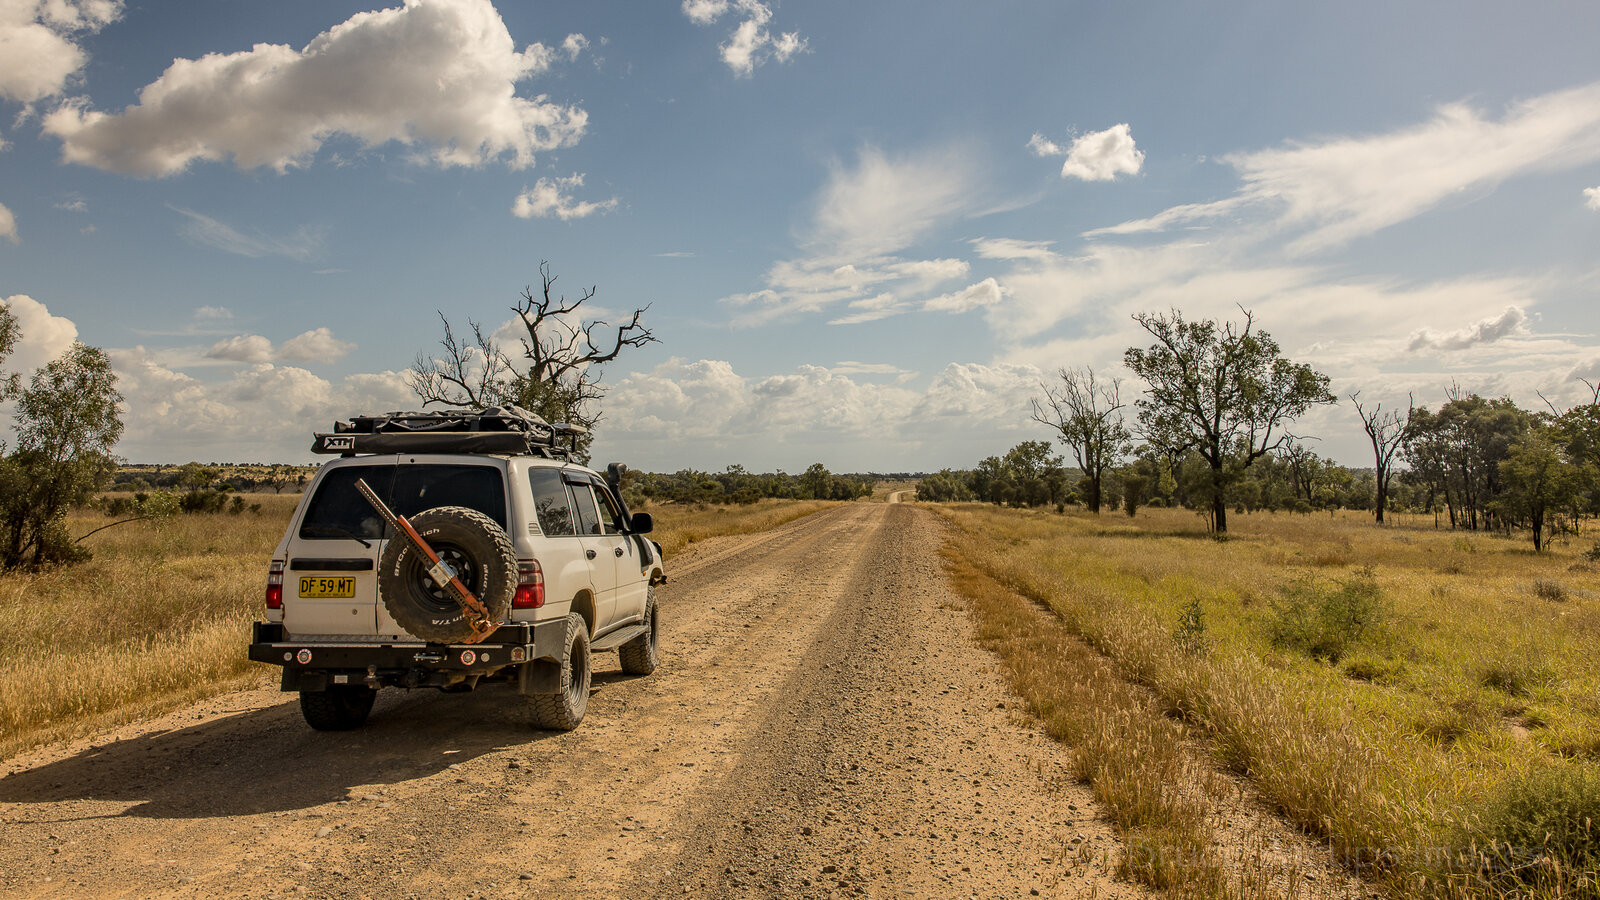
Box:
[3,0,1599,472]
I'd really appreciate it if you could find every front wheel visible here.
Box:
[618,587,660,676]
[299,685,376,731]
[527,613,591,731]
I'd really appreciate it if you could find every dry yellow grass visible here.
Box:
[640,498,840,557]
[0,494,838,761]
[934,502,1600,898]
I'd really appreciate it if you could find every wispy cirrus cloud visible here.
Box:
[724,144,982,326]
[1095,82,1600,254]
[171,206,325,261]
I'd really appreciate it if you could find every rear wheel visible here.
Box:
[299,685,376,731]
[527,612,591,731]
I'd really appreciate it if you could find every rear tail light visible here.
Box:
[512,559,544,609]
[266,560,284,609]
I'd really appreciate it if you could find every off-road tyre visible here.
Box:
[299,685,376,731]
[528,612,590,731]
[377,506,516,643]
[618,586,660,676]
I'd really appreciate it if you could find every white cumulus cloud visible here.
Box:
[1586,186,1600,210]
[511,173,618,220]
[681,0,806,77]
[1031,124,1144,181]
[204,328,355,364]
[205,334,275,364]
[0,294,79,375]
[42,0,587,176]
[0,0,122,105]
[110,346,417,461]
[280,327,356,362]
[0,201,17,243]
[1407,305,1529,352]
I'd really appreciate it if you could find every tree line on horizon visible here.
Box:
[917,308,1599,551]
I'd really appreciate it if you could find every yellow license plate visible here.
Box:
[299,576,356,598]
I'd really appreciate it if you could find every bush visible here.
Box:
[1533,579,1568,602]
[179,489,229,514]
[1267,566,1389,663]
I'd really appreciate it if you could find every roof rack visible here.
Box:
[311,406,587,460]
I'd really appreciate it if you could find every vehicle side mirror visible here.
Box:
[629,512,654,534]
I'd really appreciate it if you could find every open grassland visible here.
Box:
[0,496,832,761]
[638,498,839,556]
[935,503,1600,899]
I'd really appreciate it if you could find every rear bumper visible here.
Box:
[250,620,567,690]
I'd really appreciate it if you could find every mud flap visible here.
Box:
[518,659,563,695]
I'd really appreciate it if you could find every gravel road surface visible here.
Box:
[0,504,1147,899]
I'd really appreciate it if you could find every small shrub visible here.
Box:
[1533,579,1568,602]
[1583,542,1600,563]
[1173,596,1208,655]
[179,489,228,514]
[1267,566,1388,663]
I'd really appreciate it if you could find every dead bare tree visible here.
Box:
[1350,391,1415,524]
[407,314,510,409]
[408,262,657,459]
[1031,367,1130,513]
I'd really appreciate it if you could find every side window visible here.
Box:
[528,469,576,536]
[570,482,602,536]
[595,486,628,534]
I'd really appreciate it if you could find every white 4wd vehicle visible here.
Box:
[249,408,665,732]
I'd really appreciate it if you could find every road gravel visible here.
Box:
[0,504,1146,899]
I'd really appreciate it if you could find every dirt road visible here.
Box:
[0,504,1147,899]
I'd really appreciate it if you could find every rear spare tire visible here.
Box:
[377,506,516,643]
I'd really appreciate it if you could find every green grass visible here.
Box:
[933,503,1600,898]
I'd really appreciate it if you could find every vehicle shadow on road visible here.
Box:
[0,687,569,820]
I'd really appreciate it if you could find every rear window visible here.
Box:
[300,463,506,541]
[527,468,576,536]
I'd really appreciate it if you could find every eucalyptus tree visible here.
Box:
[1123,308,1335,533]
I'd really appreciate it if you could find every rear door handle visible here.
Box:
[585,549,596,560]
[614,547,625,557]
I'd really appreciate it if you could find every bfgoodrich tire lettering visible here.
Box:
[377,506,516,643]
[528,612,590,730]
